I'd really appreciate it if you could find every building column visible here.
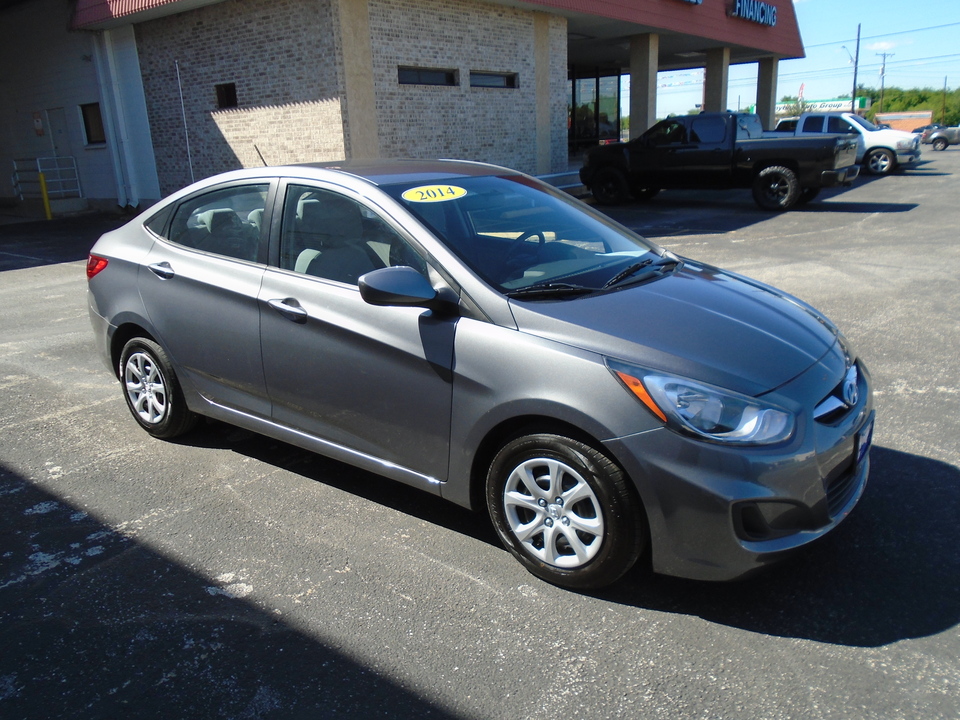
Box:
[755,57,779,129]
[702,47,730,112]
[629,33,658,139]
[92,27,161,207]
[337,0,379,159]
[534,13,551,174]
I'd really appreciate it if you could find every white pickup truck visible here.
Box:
[772,112,921,175]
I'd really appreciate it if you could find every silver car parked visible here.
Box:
[87,160,874,589]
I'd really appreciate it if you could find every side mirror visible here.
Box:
[359,266,439,308]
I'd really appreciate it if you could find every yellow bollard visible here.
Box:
[38,172,53,220]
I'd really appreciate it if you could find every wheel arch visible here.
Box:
[466,414,649,527]
[751,158,800,178]
[110,322,159,379]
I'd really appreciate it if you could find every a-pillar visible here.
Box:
[702,47,730,112]
[755,57,779,129]
[629,33,658,139]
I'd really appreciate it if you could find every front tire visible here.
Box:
[119,338,198,439]
[590,167,631,206]
[752,165,801,211]
[865,148,896,175]
[486,433,645,589]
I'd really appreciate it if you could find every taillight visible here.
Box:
[86,255,109,280]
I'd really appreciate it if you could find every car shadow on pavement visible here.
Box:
[187,421,960,649]
[180,419,502,549]
[602,445,960,648]
[0,462,466,719]
[796,199,919,214]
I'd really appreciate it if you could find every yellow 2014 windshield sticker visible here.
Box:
[401,185,467,203]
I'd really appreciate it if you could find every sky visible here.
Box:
[649,0,960,117]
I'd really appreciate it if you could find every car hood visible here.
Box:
[508,260,839,396]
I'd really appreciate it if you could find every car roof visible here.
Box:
[287,158,517,186]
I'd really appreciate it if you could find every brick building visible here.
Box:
[0,0,804,211]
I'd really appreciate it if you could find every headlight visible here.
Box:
[896,138,914,151]
[607,360,795,446]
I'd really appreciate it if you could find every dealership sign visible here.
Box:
[729,0,777,26]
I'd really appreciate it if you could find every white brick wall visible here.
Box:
[134,0,569,195]
[136,0,347,195]
[369,0,568,174]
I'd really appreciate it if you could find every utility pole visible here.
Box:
[877,52,894,114]
[943,77,949,125]
[851,25,860,113]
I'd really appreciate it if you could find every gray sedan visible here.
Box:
[86,160,874,589]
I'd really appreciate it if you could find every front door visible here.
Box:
[259,183,455,482]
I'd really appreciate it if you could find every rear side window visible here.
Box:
[735,115,764,140]
[691,116,727,144]
[166,184,269,263]
[801,116,825,133]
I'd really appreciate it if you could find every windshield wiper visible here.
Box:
[602,257,681,290]
[602,258,653,289]
[505,282,596,300]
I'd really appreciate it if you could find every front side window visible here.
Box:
[828,116,858,134]
[279,185,426,285]
[644,120,688,145]
[167,184,268,262]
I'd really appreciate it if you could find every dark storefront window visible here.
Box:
[568,69,621,154]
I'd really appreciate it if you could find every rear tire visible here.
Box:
[932,138,948,151]
[119,338,198,439]
[752,165,801,211]
[486,433,645,589]
[590,167,631,206]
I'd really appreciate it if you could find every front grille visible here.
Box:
[814,364,860,423]
[825,453,858,517]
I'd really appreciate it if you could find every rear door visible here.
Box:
[139,181,273,417]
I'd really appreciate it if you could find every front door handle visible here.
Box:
[267,297,309,323]
[148,262,175,279]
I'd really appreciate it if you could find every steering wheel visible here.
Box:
[502,230,545,279]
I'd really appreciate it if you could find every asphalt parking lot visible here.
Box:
[1,150,958,719]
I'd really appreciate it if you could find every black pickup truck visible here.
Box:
[579,112,860,211]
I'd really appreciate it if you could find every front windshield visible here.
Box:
[382,174,662,294]
[848,115,879,132]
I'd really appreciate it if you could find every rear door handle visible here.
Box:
[267,297,309,323]
[148,262,175,279]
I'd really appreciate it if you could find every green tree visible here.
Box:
[861,84,959,126]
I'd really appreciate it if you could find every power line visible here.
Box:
[804,21,960,49]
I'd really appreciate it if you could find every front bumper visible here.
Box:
[897,148,921,166]
[604,361,874,582]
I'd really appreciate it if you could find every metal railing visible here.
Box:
[11,157,82,201]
